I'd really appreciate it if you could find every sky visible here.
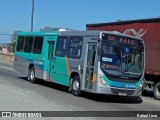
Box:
[0,0,160,43]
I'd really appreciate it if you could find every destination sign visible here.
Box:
[102,33,142,46]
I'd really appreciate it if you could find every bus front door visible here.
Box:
[85,42,97,91]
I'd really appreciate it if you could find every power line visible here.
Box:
[0,29,18,32]
[0,29,27,32]
[0,34,11,36]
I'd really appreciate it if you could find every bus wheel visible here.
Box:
[142,85,148,96]
[154,82,160,100]
[28,67,36,83]
[72,76,81,96]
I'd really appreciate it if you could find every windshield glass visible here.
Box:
[100,42,144,79]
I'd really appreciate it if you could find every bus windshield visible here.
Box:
[100,39,144,80]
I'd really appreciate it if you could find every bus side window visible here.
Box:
[67,36,83,59]
[55,36,68,57]
[33,36,43,54]
[16,36,25,52]
[24,36,33,53]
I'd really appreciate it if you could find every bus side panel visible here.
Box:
[68,59,84,85]
[50,56,70,86]
[14,55,30,76]
[14,52,44,79]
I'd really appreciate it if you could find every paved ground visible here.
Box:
[0,63,159,120]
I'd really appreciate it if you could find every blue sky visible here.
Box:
[0,0,160,43]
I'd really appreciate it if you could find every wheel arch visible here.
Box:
[69,72,81,89]
[29,64,34,70]
[70,72,80,80]
[28,64,34,79]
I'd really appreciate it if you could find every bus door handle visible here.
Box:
[52,65,54,69]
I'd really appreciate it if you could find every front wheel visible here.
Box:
[142,85,148,96]
[72,76,81,96]
[154,82,160,100]
[28,67,36,83]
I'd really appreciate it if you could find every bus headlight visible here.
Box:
[139,80,144,88]
[139,83,142,88]
[99,75,107,85]
[137,83,143,90]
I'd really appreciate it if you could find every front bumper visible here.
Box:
[94,82,142,97]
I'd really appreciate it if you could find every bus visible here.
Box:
[14,30,144,97]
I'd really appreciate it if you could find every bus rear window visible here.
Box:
[16,36,25,52]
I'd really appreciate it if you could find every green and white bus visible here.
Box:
[14,30,144,97]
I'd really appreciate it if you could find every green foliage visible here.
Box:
[7,42,16,52]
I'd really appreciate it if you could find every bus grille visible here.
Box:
[111,88,135,95]
[107,76,138,83]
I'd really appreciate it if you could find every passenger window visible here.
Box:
[33,36,43,54]
[55,37,68,57]
[16,36,25,52]
[24,36,33,53]
[67,36,83,59]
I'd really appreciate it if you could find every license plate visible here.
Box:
[118,92,127,96]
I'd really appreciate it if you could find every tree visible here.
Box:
[8,31,19,52]
[11,31,20,43]
[8,41,16,52]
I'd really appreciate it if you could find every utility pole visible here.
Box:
[31,0,34,32]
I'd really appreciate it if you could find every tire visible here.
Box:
[142,90,148,96]
[72,76,81,96]
[142,86,148,96]
[154,82,160,100]
[28,66,36,83]
[141,81,148,96]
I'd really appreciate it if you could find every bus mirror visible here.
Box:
[97,45,102,56]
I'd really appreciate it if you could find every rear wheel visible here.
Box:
[154,82,160,100]
[28,67,36,83]
[72,76,81,96]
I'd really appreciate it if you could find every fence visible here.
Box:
[0,50,14,64]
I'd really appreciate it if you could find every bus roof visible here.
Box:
[18,31,60,36]
[63,30,143,40]
[18,30,142,41]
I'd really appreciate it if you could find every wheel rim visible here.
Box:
[30,70,34,80]
[156,85,160,97]
[73,80,79,91]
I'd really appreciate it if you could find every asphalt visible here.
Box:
[0,63,160,120]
